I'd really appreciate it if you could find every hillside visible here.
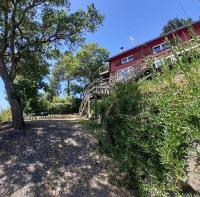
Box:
[92,54,200,195]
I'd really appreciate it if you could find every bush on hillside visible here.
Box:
[93,33,200,195]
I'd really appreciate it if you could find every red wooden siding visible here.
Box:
[108,21,200,74]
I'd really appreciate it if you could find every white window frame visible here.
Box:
[152,42,169,54]
[121,55,134,64]
[153,45,162,54]
[162,42,169,50]
[121,58,128,64]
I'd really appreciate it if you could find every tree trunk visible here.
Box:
[3,77,25,131]
[67,80,70,96]
[10,96,25,131]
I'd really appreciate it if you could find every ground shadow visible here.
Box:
[0,120,132,197]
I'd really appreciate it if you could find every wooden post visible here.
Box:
[88,98,92,118]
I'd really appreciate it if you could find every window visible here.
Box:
[121,58,128,64]
[117,67,129,79]
[121,55,134,64]
[117,66,135,81]
[162,43,169,50]
[153,42,169,54]
[153,46,161,54]
[128,56,134,62]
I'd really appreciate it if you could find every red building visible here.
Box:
[101,20,200,83]
[80,21,200,117]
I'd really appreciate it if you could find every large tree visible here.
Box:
[161,17,193,35]
[49,43,109,98]
[76,43,109,83]
[0,1,104,130]
[47,51,79,100]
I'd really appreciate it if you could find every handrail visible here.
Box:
[109,65,145,84]
[79,96,89,116]
[99,64,109,75]
[79,78,112,116]
[83,78,110,97]
[86,78,110,91]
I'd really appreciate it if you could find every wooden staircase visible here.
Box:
[79,78,111,117]
[79,65,150,117]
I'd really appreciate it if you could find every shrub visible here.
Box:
[47,96,80,114]
[24,96,81,115]
[0,108,12,123]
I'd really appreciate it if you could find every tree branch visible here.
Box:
[10,1,17,81]
[15,0,44,29]
[1,0,9,57]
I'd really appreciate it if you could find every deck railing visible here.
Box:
[25,114,80,121]
[79,78,111,116]
[99,63,109,75]
[79,37,200,117]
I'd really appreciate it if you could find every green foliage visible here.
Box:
[0,1,104,127]
[0,108,11,122]
[48,51,80,99]
[93,34,200,195]
[47,96,80,114]
[24,96,80,115]
[76,43,110,83]
[14,53,49,111]
[24,94,49,115]
[49,43,110,98]
[161,17,193,35]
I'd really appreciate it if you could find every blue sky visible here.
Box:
[1,0,200,109]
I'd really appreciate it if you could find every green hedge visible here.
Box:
[24,96,81,115]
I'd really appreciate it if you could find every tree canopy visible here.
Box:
[161,17,193,35]
[49,43,109,98]
[0,0,104,130]
[76,43,110,83]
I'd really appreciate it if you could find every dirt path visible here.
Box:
[0,119,132,197]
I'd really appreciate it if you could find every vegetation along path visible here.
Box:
[0,118,132,197]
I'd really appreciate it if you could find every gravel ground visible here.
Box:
[0,119,133,197]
